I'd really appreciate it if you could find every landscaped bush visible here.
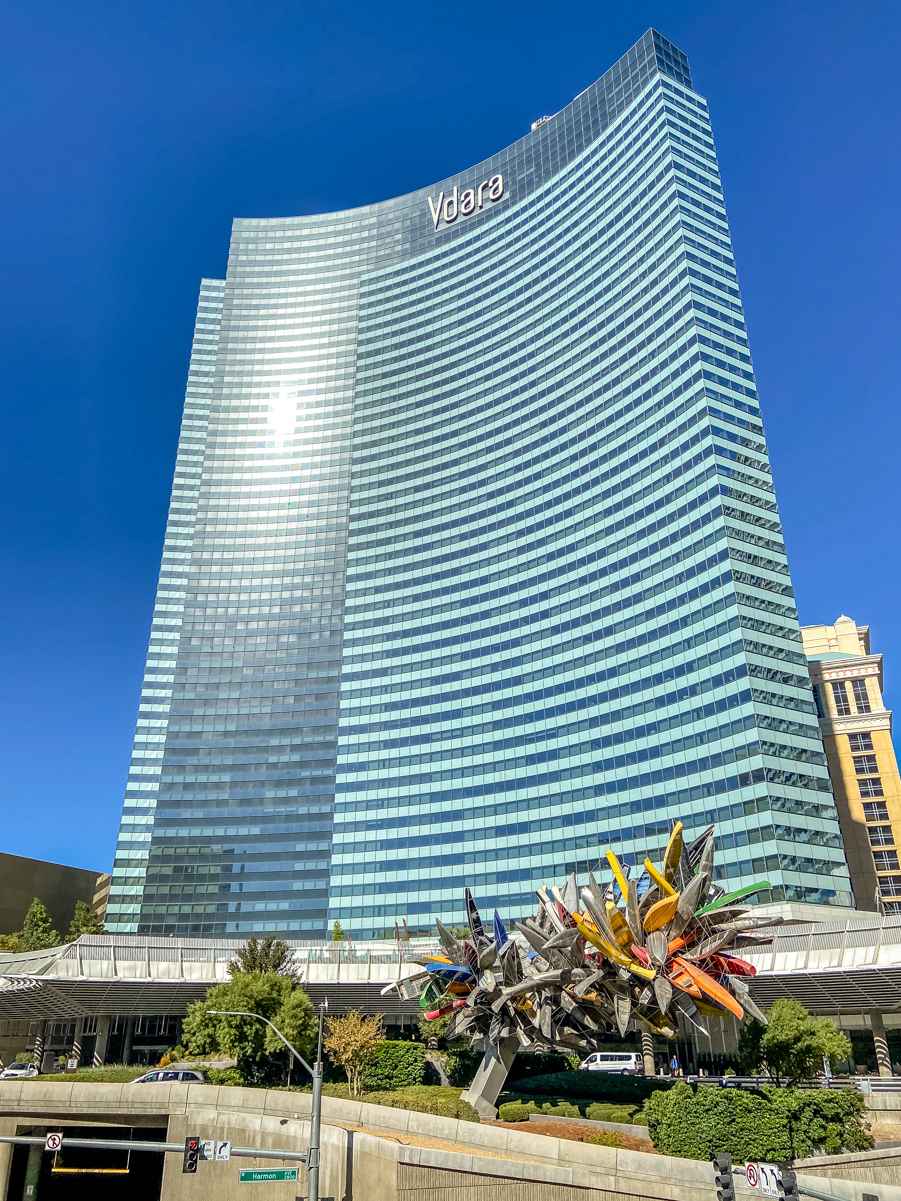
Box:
[643,1082,873,1161]
[585,1130,623,1148]
[585,1101,639,1123]
[515,1071,671,1106]
[541,1101,580,1117]
[205,1068,243,1086]
[498,1101,537,1121]
[36,1065,142,1084]
[445,1046,481,1087]
[508,1051,575,1081]
[362,1085,479,1122]
[359,1040,428,1091]
[315,1083,479,1122]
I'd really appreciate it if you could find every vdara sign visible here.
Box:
[428,174,504,231]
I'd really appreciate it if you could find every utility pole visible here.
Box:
[307,1000,326,1201]
[209,1000,328,1201]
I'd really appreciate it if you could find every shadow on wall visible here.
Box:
[344,1128,354,1200]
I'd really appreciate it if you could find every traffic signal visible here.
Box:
[778,1166,799,1200]
[183,1135,200,1174]
[713,1153,735,1201]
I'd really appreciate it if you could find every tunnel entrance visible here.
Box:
[5,1125,166,1200]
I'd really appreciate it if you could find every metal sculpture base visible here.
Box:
[461,1036,519,1119]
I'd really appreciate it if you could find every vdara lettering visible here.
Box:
[428,174,504,230]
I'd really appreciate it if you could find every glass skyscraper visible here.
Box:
[108,30,852,938]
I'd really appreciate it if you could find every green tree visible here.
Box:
[760,999,852,1085]
[182,973,316,1084]
[66,901,102,940]
[0,933,22,953]
[324,1010,383,1097]
[331,920,346,943]
[20,899,60,952]
[737,1018,765,1075]
[418,1006,454,1047]
[228,936,297,981]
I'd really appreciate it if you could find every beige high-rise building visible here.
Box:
[801,616,901,913]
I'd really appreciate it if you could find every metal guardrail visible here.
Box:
[687,1073,901,1093]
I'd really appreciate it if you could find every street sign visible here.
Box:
[239,1168,298,1183]
[745,1161,780,1197]
[44,1133,63,1153]
[201,1139,231,1161]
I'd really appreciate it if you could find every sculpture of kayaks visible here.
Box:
[644,857,676,896]
[663,820,684,881]
[571,911,655,980]
[643,893,679,932]
[696,881,772,916]
[605,850,630,900]
[671,955,743,1019]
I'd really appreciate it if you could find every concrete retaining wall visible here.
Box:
[1,1081,900,1200]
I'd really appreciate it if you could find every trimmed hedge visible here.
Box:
[447,1049,580,1088]
[360,1040,428,1092]
[499,1099,613,1121]
[643,1082,873,1161]
[585,1130,623,1147]
[585,1102,639,1123]
[515,1071,671,1105]
[508,1051,576,1081]
[205,1068,243,1086]
[361,1085,479,1122]
[498,1102,534,1121]
[445,1046,482,1087]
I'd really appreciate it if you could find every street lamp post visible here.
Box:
[209,1001,327,1201]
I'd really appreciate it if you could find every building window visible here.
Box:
[854,754,879,776]
[860,777,885,797]
[830,681,852,716]
[851,678,872,714]
[874,850,900,869]
[869,826,895,847]
[879,876,901,897]
[884,901,901,915]
[864,801,890,822]
[849,732,874,753]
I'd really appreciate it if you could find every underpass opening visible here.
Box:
[6,1125,166,1201]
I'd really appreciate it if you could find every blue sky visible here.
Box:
[2,0,899,871]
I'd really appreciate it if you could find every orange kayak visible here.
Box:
[672,955,743,1019]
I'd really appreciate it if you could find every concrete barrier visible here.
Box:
[1,1081,900,1200]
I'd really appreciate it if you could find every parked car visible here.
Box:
[0,1062,39,1080]
[132,1068,205,1084]
[578,1051,643,1075]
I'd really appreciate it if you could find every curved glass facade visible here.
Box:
[108,30,851,937]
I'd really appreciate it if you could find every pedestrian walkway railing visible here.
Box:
[687,1073,901,1092]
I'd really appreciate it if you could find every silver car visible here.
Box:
[132,1068,205,1084]
[0,1062,39,1080]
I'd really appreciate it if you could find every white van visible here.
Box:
[578,1051,643,1075]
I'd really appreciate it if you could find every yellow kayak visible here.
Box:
[663,821,684,882]
[644,857,676,896]
[643,893,679,932]
[572,911,655,981]
[605,901,633,947]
